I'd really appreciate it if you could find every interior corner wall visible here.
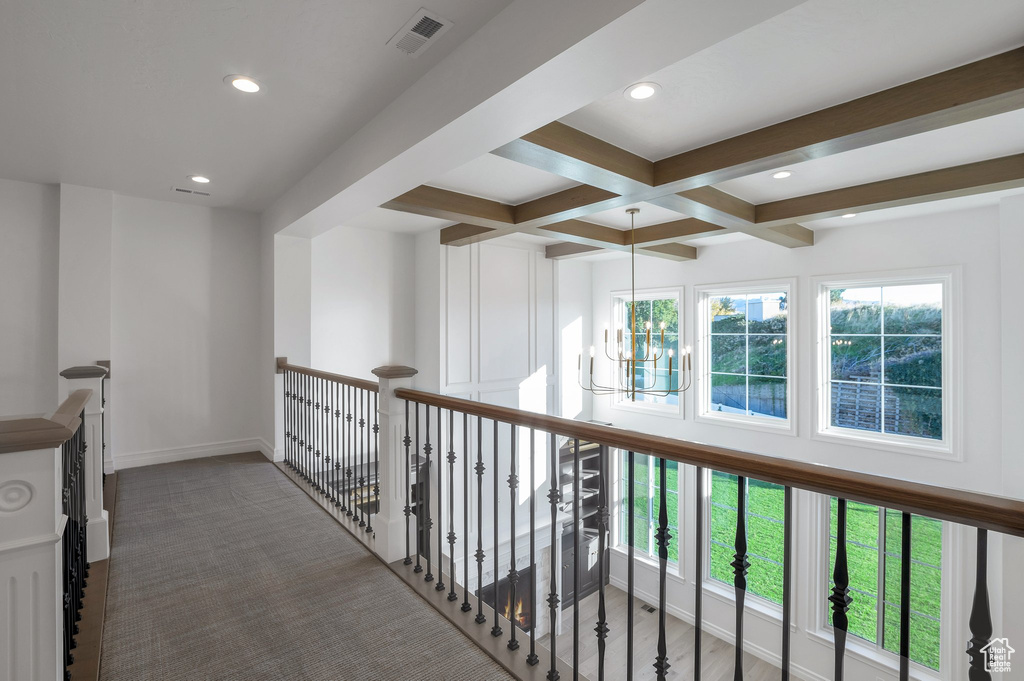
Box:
[273,232,311,460]
[309,225,414,381]
[110,195,263,466]
[0,178,59,416]
[57,184,112,379]
[414,231,442,392]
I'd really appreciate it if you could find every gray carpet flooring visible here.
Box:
[100,452,514,681]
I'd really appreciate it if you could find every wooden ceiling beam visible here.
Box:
[545,242,604,259]
[756,153,1024,224]
[653,46,1024,190]
[382,185,515,228]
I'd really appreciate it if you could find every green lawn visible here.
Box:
[620,460,942,671]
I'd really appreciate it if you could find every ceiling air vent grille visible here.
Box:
[387,8,452,58]
[172,187,211,198]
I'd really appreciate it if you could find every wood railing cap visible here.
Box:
[60,365,109,379]
[371,365,418,379]
[0,389,92,455]
[278,361,379,392]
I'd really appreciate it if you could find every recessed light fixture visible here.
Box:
[772,170,793,179]
[190,175,211,184]
[224,75,261,93]
[624,82,661,100]
[841,213,857,219]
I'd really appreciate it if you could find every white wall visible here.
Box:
[587,206,1008,681]
[110,195,264,467]
[310,225,415,380]
[557,258,593,422]
[0,178,59,416]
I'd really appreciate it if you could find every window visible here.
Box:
[611,292,680,408]
[698,283,792,428]
[619,452,678,563]
[818,272,955,453]
[827,500,942,670]
[709,472,785,604]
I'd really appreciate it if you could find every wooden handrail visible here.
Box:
[396,388,1024,538]
[0,389,92,455]
[278,360,379,393]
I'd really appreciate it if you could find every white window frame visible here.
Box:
[812,267,961,460]
[695,279,797,435]
[608,288,683,417]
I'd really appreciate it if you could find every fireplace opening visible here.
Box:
[481,565,534,630]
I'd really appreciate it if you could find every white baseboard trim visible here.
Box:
[113,438,269,470]
[255,437,278,461]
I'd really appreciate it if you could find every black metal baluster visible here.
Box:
[315,378,323,494]
[414,404,423,574]
[508,424,519,651]
[781,486,793,681]
[359,391,367,529]
[492,420,502,638]
[305,374,312,482]
[573,438,580,681]
[654,458,671,681]
[527,428,539,665]
[424,405,433,582]
[595,445,609,680]
[732,476,749,681]
[369,391,378,534]
[462,413,472,613]
[899,511,912,681]
[333,384,341,507]
[436,406,446,591]
[404,401,413,566]
[284,371,291,469]
[967,528,992,681]
[340,385,348,513]
[475,416,486,625]
[447,409,457,601]
[628,453,636,681]
[547,432,560,681]
[298,374,305,478]
[830,498,852,681]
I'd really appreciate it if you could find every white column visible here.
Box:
[370,366,418,564]
[59,369,109,562]
[0,446,63,681]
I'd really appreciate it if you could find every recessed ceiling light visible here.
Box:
[224,75,260,93]
[772,170,793,179]
[624,82,661,100]
[190,175,211,184]
[841,213,857,219]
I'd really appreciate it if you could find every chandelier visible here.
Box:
[579,208,693,400]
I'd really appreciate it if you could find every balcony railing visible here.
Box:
[276,359,1024,681]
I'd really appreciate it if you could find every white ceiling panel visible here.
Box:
[716,109,1024,204]
[430,154,578,204]
[580,202,687,229]
[561,0,1024,161]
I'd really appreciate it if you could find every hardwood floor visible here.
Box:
[539,585,780,680]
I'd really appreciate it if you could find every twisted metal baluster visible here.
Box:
[546,432,560,681]
[345,386,354,516]
[526,428,539,665]
[370,392,378,534]
[424,406,433,582]
[492,420,502,638]
[653,458,671,681]
[475,416,486,624]
[967,528,992,681]
[830,498,852,681]
[359,391,367,528]
[462,413,473,612]
[414,404,423,574]
[403,401,412,565]
[595,445,609,680]
[447,409,458,601]
[732,476,749,681]
[508,424,519,651]
[284,372,292,469]
[436,406,446,591]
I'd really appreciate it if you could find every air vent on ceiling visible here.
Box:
[172,186,211,197]
[386,8,452,57]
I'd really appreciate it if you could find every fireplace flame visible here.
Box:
[503,594,527,626]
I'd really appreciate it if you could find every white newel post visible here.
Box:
[0,444,64,681]
[371,365,418,564]
[59,366,110,562]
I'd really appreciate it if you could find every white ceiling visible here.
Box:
[0,0,512,211]
[561,0,1024,161]
[716,109,1024,204]
[579,202,687,230]
[341,207,453,235]
[429,154,576,204]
